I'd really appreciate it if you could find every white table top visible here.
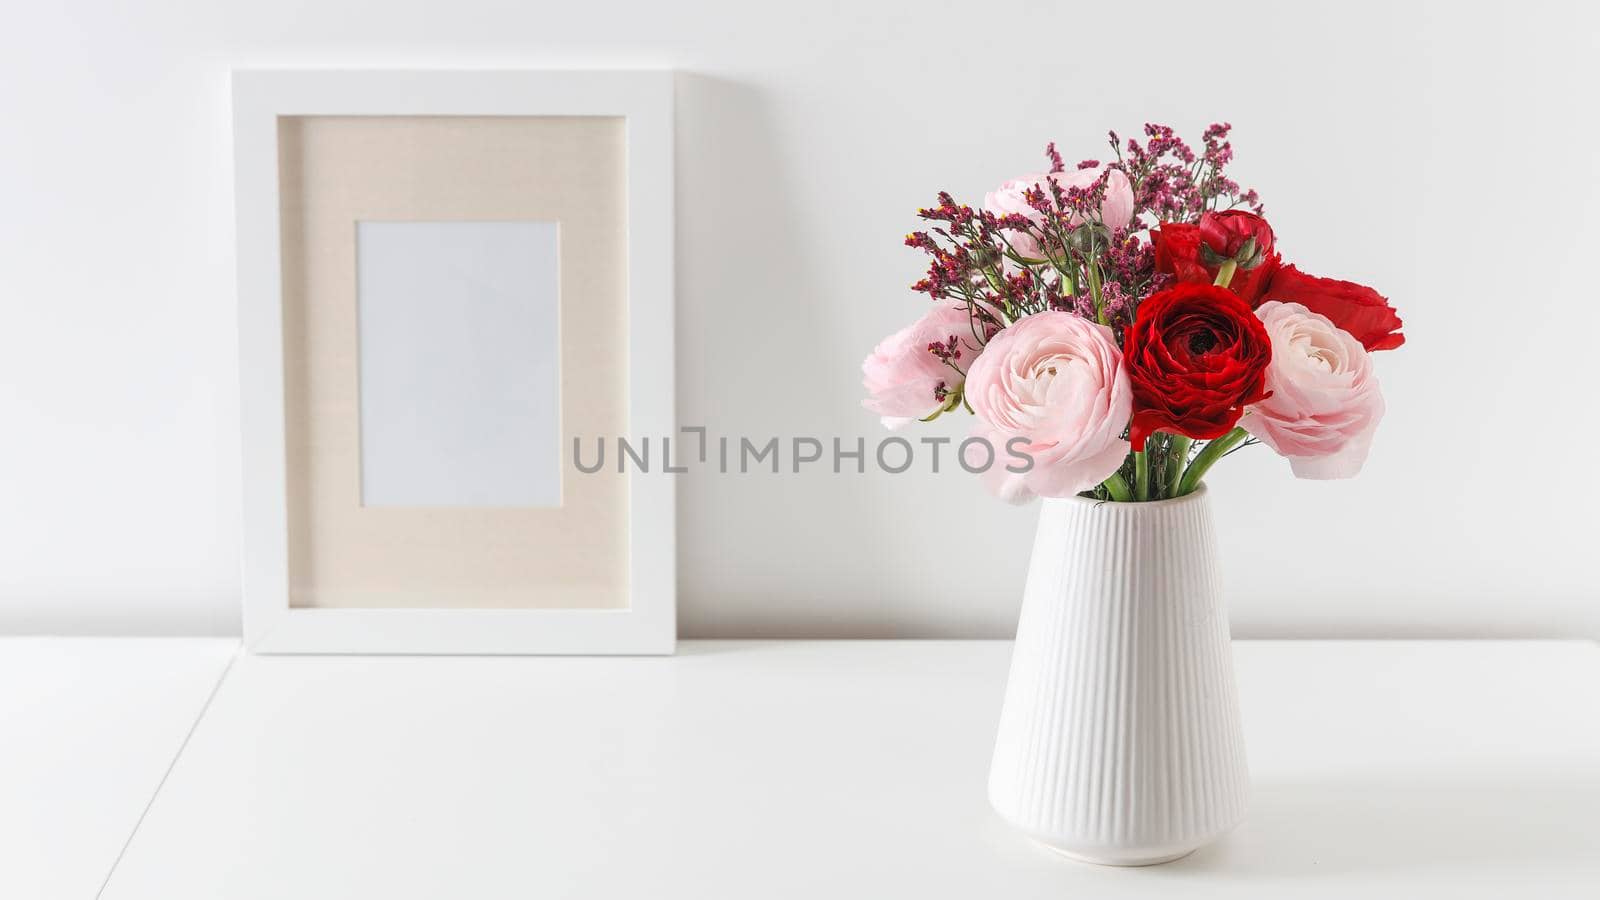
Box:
[6,639,1596,898]
[0,638,237,900]
[77,639,1596,898]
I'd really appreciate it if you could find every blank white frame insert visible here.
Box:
[356,220,561,508]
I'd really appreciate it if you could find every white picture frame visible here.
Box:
[233,70,675,654]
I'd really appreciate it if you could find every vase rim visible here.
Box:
[1052,483,1209,509]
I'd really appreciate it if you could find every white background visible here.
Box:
[1,0,1595,638]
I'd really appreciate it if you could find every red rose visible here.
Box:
[1261,265,1405,351]
[1124,283,1273,450]
[1151,211,1280,304]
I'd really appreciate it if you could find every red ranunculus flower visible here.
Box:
[1261,265,1405,351]
[1124,283,1273,450]
[1201,210,1275,260]
[1151,221,1207,281]
[1151,211,1280,304]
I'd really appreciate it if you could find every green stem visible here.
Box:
[1176,427,1249,496]
[1133,449,1150,501]
[1101,471,1133,503]
[1166,434,1193,496]
[1212,259,1237,289]
[1086,262,1105,324]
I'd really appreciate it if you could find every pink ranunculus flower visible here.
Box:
[1243,301,1386,479]
[964,311,1132,503]
[861,300,978,428]
[983,165,1135,261]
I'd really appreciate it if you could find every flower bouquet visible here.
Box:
[863,123,1402,502]
[864,124,1404,865]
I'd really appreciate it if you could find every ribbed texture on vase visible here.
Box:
[988,488,1249,865]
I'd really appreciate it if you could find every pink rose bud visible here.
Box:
[861,301,979,428]
[983,165,1135,261]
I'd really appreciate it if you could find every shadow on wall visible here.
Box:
[671,73,1036,640]
[674,73,910,638]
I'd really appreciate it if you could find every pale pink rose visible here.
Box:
[861,301,978,428]
[983,166,1136,261]
[1243,301,1386,479]
[964,311,1131,503]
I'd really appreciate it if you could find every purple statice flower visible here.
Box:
[1111,122,1261,225]
[1044,141,1065,174]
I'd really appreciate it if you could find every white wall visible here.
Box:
[2,0,1595,638]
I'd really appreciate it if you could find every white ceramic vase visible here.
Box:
[988,485,1249,866]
